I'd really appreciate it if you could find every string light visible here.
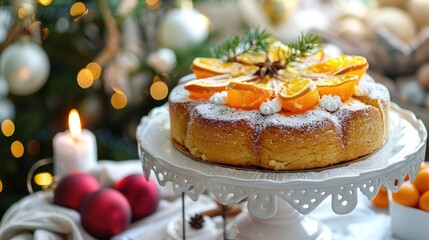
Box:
[146,0,160,9]
[11,141,24,158]
[42,28,49,39]
[111,91,128,109]
[70,2,88,22]
[86,62,102,80]
[150,81,169,100]
[27,158,53,194]
[1,119,15,137]
[34,172,53,189]
[77,68,94,88]
[37,0,52,6]
[17,2,35,20]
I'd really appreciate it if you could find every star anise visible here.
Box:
[188,214,205,229]
[254,59,284,78]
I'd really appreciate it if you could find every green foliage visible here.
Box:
[210,27,272,62]
[210,28,322,70]
[284,32,322,67]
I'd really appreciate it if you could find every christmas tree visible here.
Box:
[0,0,214,217]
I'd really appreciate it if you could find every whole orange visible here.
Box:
[419,191,429,212]
[420,161,428,172]
[371,185,389,208]
[392,182,420,207]
[413,169,429,194]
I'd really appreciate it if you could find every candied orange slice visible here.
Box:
[303,55,368,80]
[236,53,267,65]
[278,78,319,113]
[267,41,289,64]
[297,50,325,63]
[227,81,274,110]
[192,57,258,79]
[316,75,358,101]
[185,75,258,99]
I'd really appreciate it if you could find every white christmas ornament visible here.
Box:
[0,75,8,97]
[158,8,209,51]
[0,40,50,95]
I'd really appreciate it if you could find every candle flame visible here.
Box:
[68,109,81,141]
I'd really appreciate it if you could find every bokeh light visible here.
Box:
[0,179,3,192]
[146,0,160,9]
[17,1,35,19]
[150,81,169,100]
[70,2,88,21]
[42,28,49,39]
[34,172,53,187]
[11,141,24,158]
[86,62,102,80]
[111,92,128,109]
[37,0,53,6]
[1,119,15,137]
[70,2,87,17]
[77,68,94,88]
[17,8,27,19]
[27,140,40,156]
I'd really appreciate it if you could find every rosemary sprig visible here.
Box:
[284,32,322,67]
[210,29,322,72]
[210,27,272,61]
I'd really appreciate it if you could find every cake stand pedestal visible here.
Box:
[136,103,427,240]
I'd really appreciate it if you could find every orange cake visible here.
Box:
[168,31,390,171]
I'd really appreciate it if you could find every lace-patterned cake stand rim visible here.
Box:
[137,103,426,239]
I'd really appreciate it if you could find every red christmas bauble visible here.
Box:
[80,188,132,239]
[113,174,159,220]
[53,172,101,211]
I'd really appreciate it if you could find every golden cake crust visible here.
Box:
[169,75,390,171]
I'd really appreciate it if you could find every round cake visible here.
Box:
[168,32,390,171]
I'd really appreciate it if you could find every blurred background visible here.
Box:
[1,0,429,218]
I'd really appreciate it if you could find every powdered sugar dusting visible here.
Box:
[356,75,390,103]
[194,104,263,127]
[169,84,190,102]
[170,73,389,137]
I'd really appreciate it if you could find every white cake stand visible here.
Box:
[136,103,427,240]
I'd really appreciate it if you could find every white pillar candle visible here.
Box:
[53,109,97,177]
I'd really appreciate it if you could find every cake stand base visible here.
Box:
[227,198,331,240]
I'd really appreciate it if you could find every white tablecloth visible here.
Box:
[0,160,396,240]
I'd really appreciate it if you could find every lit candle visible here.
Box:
[53,109,97,177]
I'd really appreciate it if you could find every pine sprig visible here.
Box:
[210,27,272,61]
[284,32,322,67]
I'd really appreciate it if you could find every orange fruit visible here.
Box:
[419,191,429,212]
[420,161,428,172]
[372,185,389,209]
[413,169,429,194]
[392,182,420,207]
[226,81,274,110]
[192,58,258,79]
[303,55,368,81]
[184,75,258,99]
[278,78,320,113]
[316,75,358,101]
[185,78,230,99]
[404,173,410,181]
